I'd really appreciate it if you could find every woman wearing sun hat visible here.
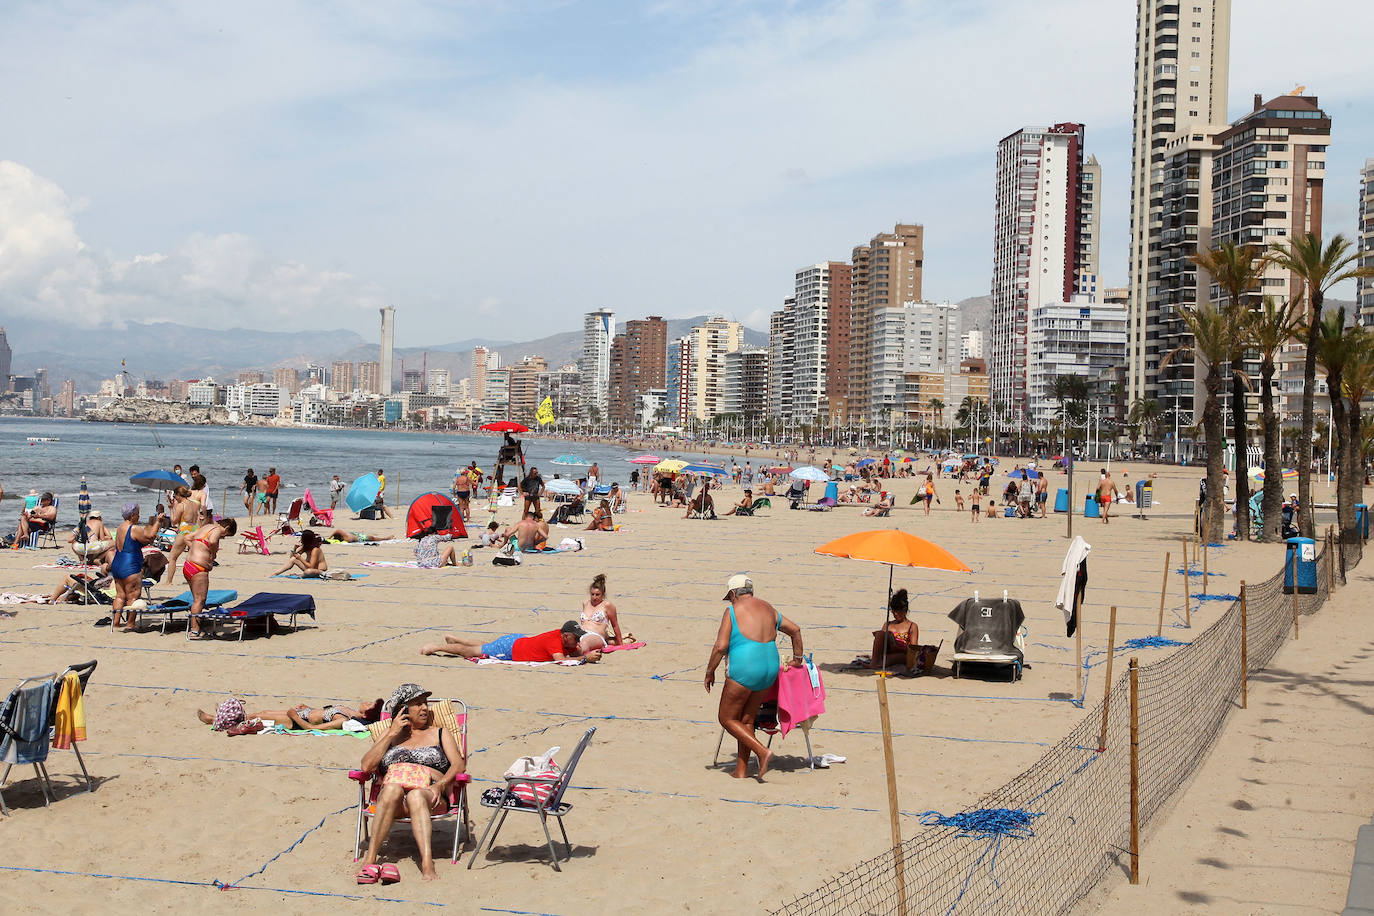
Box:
[356,684,466,885]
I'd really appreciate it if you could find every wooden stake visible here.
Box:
[1292,581,1299,640]
[1157,551,1169,637]
[1203,536,1209,593]
[1073,589,1084,699]
[1129,656,1140,885]
[1097,605,1118,753]
[876,676,908,916]
[1240,581,1248,710]
[1181,539,1192,628]
[1328,528,1336,591]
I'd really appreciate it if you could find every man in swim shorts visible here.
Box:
[704,574,804,780]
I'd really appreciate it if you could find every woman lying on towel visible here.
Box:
[272,529,328,577]
[420,621,603,663]
[357,684,466,884]
[326,529,382,543]
[196,697,382,731]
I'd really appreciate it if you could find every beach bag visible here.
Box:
[503,746,561,807]
[212,698,246,732]
[492,540,521,566]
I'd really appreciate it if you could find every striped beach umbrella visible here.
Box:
[77,476,91,519]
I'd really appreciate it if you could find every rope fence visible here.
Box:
[776,530,1364,915]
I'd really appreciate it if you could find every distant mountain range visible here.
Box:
[6,315,765,392]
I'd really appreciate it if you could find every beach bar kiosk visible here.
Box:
[1284,537,1318,595]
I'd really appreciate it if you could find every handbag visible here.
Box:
[503,746,561,806]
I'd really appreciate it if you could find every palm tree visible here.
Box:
[928,399,945,448]
[1126,397,1161,456]
[1192,242,1269,540]
[1337,324,1374,546]
[1161,303,1231,542]
[1242,296,1304,541]
[1268,233,1374,536]
[1312,309,1361,545]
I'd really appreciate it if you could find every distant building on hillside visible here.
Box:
[273,367,300,395]
[0,327,11,389]
[580,310,615,420]
[330,361,354,393]
[402,368,424,393]
[1357,159,1374,326]
[357,361,380,394]
[238,371,264,385]
[379,306,396,396]
[426,368,450,397]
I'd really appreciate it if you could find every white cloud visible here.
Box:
[0,160,387,329]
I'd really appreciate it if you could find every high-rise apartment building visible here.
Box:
[471,347,499,401]
[0,327,11,387]
[1126,0,1231,404]
[960,328,985,361]
[507,356,547,421]
[720,347,769,420]
[426,368,450,397]
[580,310,614,419]
[1211,92,1330,414]
[768,303,795,422]
[273,367,300,395]
[357,361,380,394]
[379,306,396,396]
[789,264,835,423]
[820,263,852,422]
[1028,296,1128,429]
[1359,159,1374,326]
[1078,155,1103,295]
[59,379,75,416]
[849,225,923,422]
[238,371,264,386]
[330,361,354,393]
[607,317,667,426]
[991,124,1095,424]
[666,318,743,425]
[869,301,961,421]
[402,369,424,393]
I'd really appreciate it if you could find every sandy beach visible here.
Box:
[0,459,1363,915]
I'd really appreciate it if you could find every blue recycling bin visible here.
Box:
[1136,479,1152,509]
[1054,488,1069,513]
[1284,537,1317,595]
[824,481,838,503]
[1083,493,1100,518]
[1357,504,1369,541]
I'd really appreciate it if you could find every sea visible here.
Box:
[0,418,720,516]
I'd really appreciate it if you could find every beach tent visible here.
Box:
[406,492,468,539]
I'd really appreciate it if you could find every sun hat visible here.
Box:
[88,509,102,518]
[722,573,753,600]
[387,683,431,718]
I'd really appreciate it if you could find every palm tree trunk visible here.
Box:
[1345,402,1365,549]
[1203,374,1226,543]
[1329,389,1353,546]
[1232,372,1250,540]
[1297,294,1323,538]
[1260,360,1284,542]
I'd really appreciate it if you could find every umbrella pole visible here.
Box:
[877,675,908,915]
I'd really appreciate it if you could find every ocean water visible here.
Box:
[0,417,697,517]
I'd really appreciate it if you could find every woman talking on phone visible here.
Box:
[356,684,466,885]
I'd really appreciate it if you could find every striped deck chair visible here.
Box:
[351,699,472,864]
[303,488,333,527]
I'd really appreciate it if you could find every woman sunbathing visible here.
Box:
[273,529,328,577]
[357,684,466,883]
[585,499,614,531]
[327,529,382,543]
[197,697,382,731]
[579,573,627,645]
[420,621,602,663]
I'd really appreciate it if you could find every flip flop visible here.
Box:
[378,863,400,884]
[355,864,381,885]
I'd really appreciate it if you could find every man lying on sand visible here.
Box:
[421,621,603,663]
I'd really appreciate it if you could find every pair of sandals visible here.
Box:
[356,863,400,885]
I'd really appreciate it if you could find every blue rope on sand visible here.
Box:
[1193,593,1239,602]
[1118,636,1189,651]
[918,808,1043,840]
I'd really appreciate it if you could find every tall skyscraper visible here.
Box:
[991,124,1095,424]
[426,368,450,397]
[273,367,300,395]
[768,302,795,422]
[0,326,11,389]
[330,361,354,393]
[608,317,667,426]
[402,368,425,393]
[849,225,923,422]
[580,310,614,418]
[1359,159,1374,327]
[1126,0,1231,404]
[379,306,396,396]
[59,379,75,416]
[357,361,380,394]
[471,347,493,401]
[820,262,852,422]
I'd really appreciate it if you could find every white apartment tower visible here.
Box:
[379,306,396,396]
[580,310,614,419]
[1126,0,1231,404]
[991,123,1096,426]
[1360,159,1374,327]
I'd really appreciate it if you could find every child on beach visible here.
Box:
[986,500,997,518]
[954,490,965,512]
[970,490,980,522]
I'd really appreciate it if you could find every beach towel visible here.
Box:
[602,641,646,652]
[51,672,87,749]
[1054,536,1092,637]
[0,593,49,605]
[357,560,426,569]
[770,662,826,738]
[1,680,55,766]
[468,657,584,667]
[273,572,367,580]
[268,725,369,739]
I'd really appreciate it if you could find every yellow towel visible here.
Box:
[52,671,86,749]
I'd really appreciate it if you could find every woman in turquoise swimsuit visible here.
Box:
[705,574,805,781]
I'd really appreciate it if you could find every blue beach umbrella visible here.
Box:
[346,473,381,513]
[1005,468,1041,480]
[130,469,187,493]
[856,458,877,468]
[552,454,591,466]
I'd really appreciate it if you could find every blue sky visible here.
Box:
[2,0,1371,347]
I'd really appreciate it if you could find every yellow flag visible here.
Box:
[535,396,556,426]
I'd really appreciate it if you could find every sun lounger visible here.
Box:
[948,596,1026,682]
[303,488,334,527]
[139,589,238,634]
[189,592,316,641]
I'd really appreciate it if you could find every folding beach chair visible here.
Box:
[237,525,274,556]
[469,726,596,872]
[189,592,316,641]
[303,488,334,527]
[25,497,59,549]
[0,673,58,815]
[711,663,824,772]
[351,699,472,864]
[139,589,238,634]
[49,661,96,796]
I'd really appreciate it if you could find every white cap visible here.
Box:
[723,573,753,600]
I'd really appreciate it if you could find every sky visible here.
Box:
[2,0,1372,348]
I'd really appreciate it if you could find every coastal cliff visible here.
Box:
[84,399,280,426]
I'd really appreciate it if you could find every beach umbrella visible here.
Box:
[682,463,727,476]
[629,454,661,464]
[856,458,877,468]
[130,469,187,493]
[545,478,583,497]
[77,476,91,519]
[1006,468,1041,480]
[790,466,830,483]
[552,454,591,466]
[1250,467,1297,481]
[345,472,381,513]
[768,465,794,475]
[655,459,688,473]
[480,421,530,433]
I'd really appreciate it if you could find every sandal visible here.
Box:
[378,863,400,885]
[355,864,381,885]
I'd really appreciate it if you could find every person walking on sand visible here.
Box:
[1097,469,1118,524]
[921,473,939,516]
[1035,471,1049,519]
[704,574,804,781]
[329,474,345,510]
[183,517,237,638]
[241,468,258,519]
[263,467,282,515]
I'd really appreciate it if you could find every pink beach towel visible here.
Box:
[769,663,826,738]
[602,641,646,652]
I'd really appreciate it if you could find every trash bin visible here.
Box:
[1083,494,1100,519]
[1284,537,1317,595]
[1136,479,1152,509]
[824,481,838,503]
[1357,503,1369,541]
[1054,488,1069,513]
